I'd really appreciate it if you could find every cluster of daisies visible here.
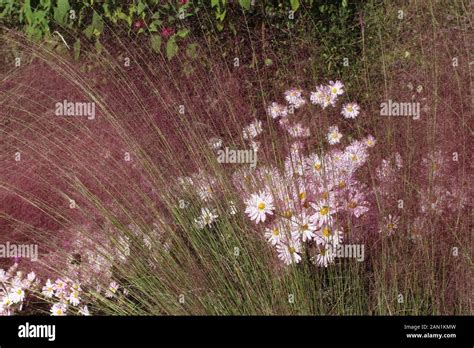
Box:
[175,81,375,267]
[241,137,374,266]
[0,261,128,316]
[43,278,124,316]
[41,277,90,316]
[0,220,146,316]
[238,82,370,266]
[267,82,360,146]
[0,263,38,315]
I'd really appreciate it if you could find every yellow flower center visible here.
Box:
[387,223,394,230]
[288,246,296,254]
[321,191,329,200]
[283,210,293,218]
[257,202,266,210]
[347,105,353,112]
[323,226,332,237]
[332,87,337,94]
[272,228,279,236]
[338,181,346,189]
[320,206,329,216]
[299,192,306,200]
[314,163,321,171]
[301,224,309,231]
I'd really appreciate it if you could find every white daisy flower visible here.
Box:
[291,212,317,242]
[310,85,335,108]
[341,102,360,119]
[305,153,324,176]
[245,191,275,224]
[380,214,400,236]
[264,222,286,246]
[276,235,302,265]
[10,287,25,304]
[328,80,344,96]
[345,190,369,218]
[1,294,13,308]
[68,291,81,306]
[50,302,67,316]
[284,88,306,108]
[195,207,218,229]
[327,125,342,145]
[344,141,368,168]
[42,279,55,298]
[313,244,335,267]
[310,199,335,227]
[267,102,288,119]
[53,278,68,293]
[363,135,376,148]
[287,123,310,138]
[0,269,7,282]
[315,224,343,247]
[27,272,36,282]
[79,305,90,316]
[105,281,119,298]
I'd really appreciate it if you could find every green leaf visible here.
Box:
[166,36,178,60]
[84,12,104,39]
[53,0,70,26]
[150,34,162,53]
[186,43,199,59]
[238,0,251,10]
[23,0,34,24]
[91,12,104,33]
[177,28,190,38]
[290,0,300,12]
